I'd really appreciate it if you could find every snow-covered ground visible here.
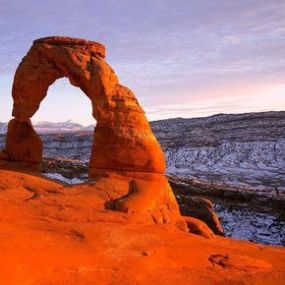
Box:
[43,173,87,184]
[152,112,285,201]
[214,202,285,246]
[164,140,285,200]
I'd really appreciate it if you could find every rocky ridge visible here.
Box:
[152,111,285,199]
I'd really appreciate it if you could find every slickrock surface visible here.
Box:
[0,170,284,285]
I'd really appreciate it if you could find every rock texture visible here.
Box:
[0,170,284,285]
[184,216,214,239]
[5,119,43,162]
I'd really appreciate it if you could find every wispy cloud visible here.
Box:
[0,0,284,123]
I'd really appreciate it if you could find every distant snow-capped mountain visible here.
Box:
[35,120,94,133]
[0,120,95,134]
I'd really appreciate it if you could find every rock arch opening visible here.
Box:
[34,77,94,126]
[34,77,95,183]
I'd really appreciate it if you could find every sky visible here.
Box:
[0,0,284,125]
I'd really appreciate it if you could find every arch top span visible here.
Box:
[12,35,116,119]
[34,36,106,58]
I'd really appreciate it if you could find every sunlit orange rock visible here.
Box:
[5,118,43,163]
[0,36,185,229]
[8,36,165,174]
[0,170,284,285]
[184,216,214,239]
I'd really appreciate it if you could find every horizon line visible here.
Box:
[1,109,284,127]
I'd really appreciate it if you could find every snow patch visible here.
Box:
[43,173,85,184]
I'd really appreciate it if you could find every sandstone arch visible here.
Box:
[0,36,186,230]
[3,36,165,174]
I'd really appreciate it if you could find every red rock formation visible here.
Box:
[184,216,214,239]
[9,36,165,174]
[5,118,43,163]
[0,170,284,285]
[0,36,185,230]
[181,196,224,235]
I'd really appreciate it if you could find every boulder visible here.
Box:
[184,216,214,238]
[180,196,224,235]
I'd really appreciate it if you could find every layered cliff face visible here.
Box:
[151,111,285,246]
[152,111,285,198]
